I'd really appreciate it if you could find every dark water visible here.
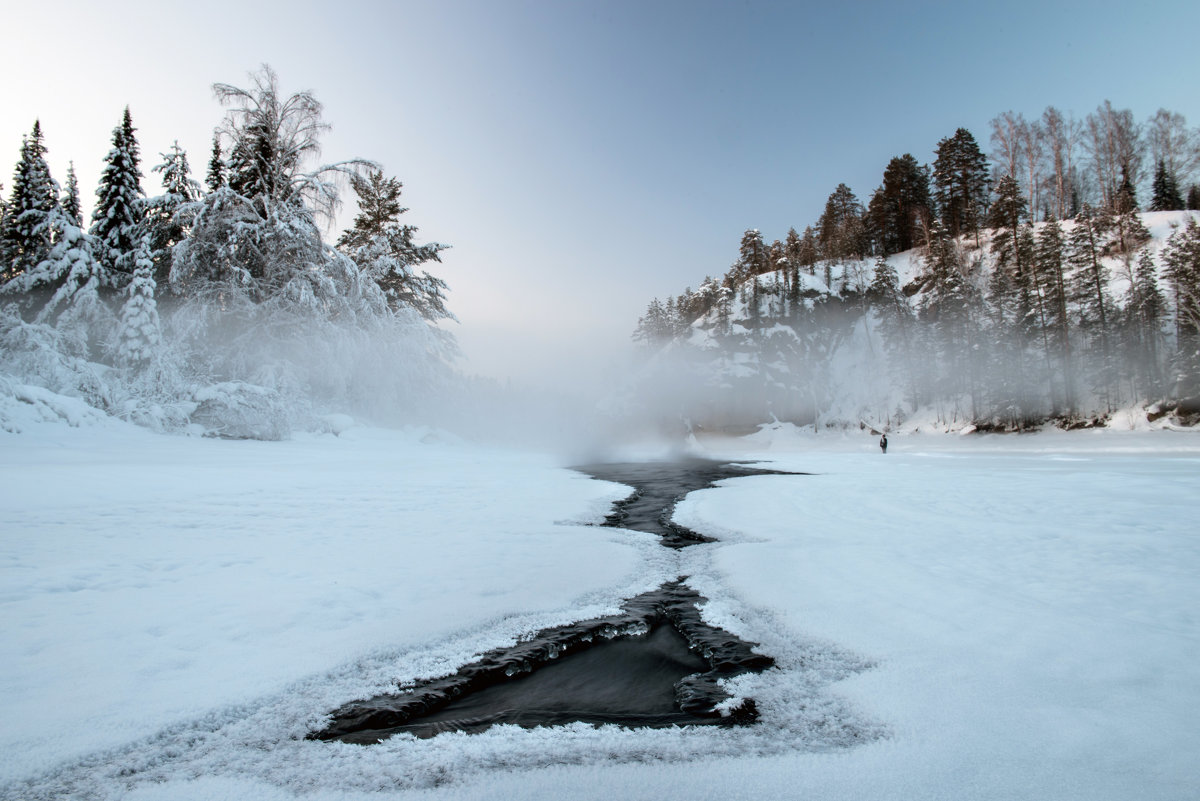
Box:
[310,459,792,743]
[578,459,798,547]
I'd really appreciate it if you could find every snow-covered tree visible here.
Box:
[633,298,677,347]
[2,122,59,282]
[144,142,200,284]
[61,163,82,227]
[115,238,161,367]
[205,133,225,192]
[174,66,372,305]
[2,206,108,331]
[215,65,370,217]
[90,107,144,281]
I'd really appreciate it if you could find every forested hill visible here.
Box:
[622,210,1200,433]
[624,104,1200,433]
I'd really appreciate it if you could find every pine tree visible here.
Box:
[1188,185,1200,211]
[798,226,819,275]
[932,127,989,241]
[61,162,82,227]
[633,298,676,346]
[1162,217,1200,396]
[784,226,803,308]
[1035,219,1073,411]
[1107,163,1149,262]
[987,175,1035,340]
[2,122,59,282]
[732,228,767,324]
[90,107,145,281]
[337,169,451,320]
[116,237,161,367]
[205,133,225,192]
[145,142,199,283]
[920,219,981,409]
[0,205,107,329]
[867,154,932,256]
[1149,158,1185,211]
[1125,249,1166,398]
[817,183,867,263]
[1067,205,1117,409]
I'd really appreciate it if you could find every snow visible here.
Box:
[2,412,1199,800]
[0,414,660,791]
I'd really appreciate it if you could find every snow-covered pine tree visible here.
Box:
[90,107,144,283]
[733,228,767,324]
[205,133,225,193]
[61,163,82,227]
[633,298,674,347]
[115,237,161,367]
[337,169,451,321]
[145,142,199,284]
[2,205,108,332]
[2,122,59,282]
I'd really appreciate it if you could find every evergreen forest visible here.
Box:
[0,67,453,435]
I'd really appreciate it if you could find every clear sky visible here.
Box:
[4,0,1199,391]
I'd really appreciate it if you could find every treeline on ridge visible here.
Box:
[632,102,1200,429]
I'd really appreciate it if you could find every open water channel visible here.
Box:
[312,459,795,743]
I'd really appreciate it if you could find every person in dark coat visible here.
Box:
[879,434,888,454]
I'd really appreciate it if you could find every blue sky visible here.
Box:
[3,0,1199,388]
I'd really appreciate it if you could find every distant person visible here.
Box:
[879,434,888,454]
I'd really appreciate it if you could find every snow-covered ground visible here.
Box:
[2,412,1199,800]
